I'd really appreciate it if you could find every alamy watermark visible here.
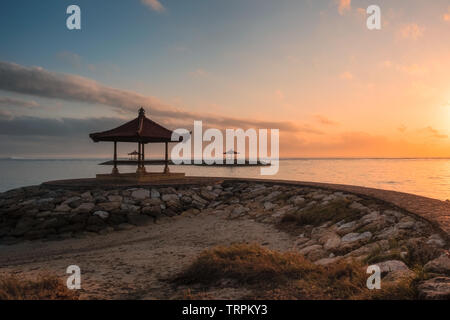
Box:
[66,265,81,290]
[170,121,280,175]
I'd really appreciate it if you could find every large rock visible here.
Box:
[162,194,179,202]
[323,233,341,250]
[120,203,140,214]
[418,277,450,300]
[424,254,450,275]
[36,198,55,211]
[93,211,109,220]
[131,189,150,200]
[290,195,305,206]
[376,260,411,280]
[200,189,217,201]
[360,211,380,225]
[299,244,323,256]
[426,234,446,248]
[264,202,276,211]
[98,201,121,212]
[62,196,81,207]
[315,256,342,266]
[349,202,369,212]
[108,195,123,202]
[54,204,72,212]
[336,220,359,236]
[341,231,372,244]
[141,206,162,217]
[265,191,282,202]
[151,188,160,199]
[72,202,95,214]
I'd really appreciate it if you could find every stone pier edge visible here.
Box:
[42,176,450,238]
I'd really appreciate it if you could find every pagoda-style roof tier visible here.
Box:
[90,108,177,143]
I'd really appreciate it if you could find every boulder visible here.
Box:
[376,260,411,277]
[291,196,305,206]
[336,220,359,236]
[120,203,140,214]
[323,233,341,250]
[299,244,323,256]
[349,202,369,212]
[151,188,160,199]
[424,254,450,275]
[131,189,150,200]
[314,256,343,266]
[341,231,372,244]
[426,234,446,248]
[418,277,450,300]
[107,195,123,202]
[98,201,121,212]
[93,211,109,220]
[141,206,162,217]
[200,189,217,201]
[54,204,72,212]
[264,202,276,211]
[162,194,179,202]
[72,202,95,214]
[265,191,282,202]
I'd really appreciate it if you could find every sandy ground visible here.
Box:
[0,211,295,299]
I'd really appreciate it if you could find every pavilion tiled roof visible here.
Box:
[89,108,176,143]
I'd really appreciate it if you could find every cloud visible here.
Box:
[420,126,448,139]
[0,61,302,132]
[315,115,339,126]
[336,0,351,15]
[0,109,13,120]
[141,0,165,13]
[0,116,123,137]
[0,96,40,108]
[398,23,425,40]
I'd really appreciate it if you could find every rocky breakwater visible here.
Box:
[0,181,449,299]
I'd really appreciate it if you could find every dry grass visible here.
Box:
[171,243,420,300]
[0,275,79,300]
[280,199,362,228]
[365,238,442,269]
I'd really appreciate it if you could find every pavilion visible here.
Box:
[89,107,184,182]
[128,150,139,161]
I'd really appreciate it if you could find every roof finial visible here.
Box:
[138,107,145,117]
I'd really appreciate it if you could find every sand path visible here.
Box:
[0,212,295,299]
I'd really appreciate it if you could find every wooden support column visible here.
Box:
[112,141,119,174]
[164,142,170,174]
[136,142,141,173]
[141,143,146,173]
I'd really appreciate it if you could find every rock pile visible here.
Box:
[0,181,449,298]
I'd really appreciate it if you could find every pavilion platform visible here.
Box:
[95,171,185,183]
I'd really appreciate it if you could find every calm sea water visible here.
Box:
[1,158,450,200]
